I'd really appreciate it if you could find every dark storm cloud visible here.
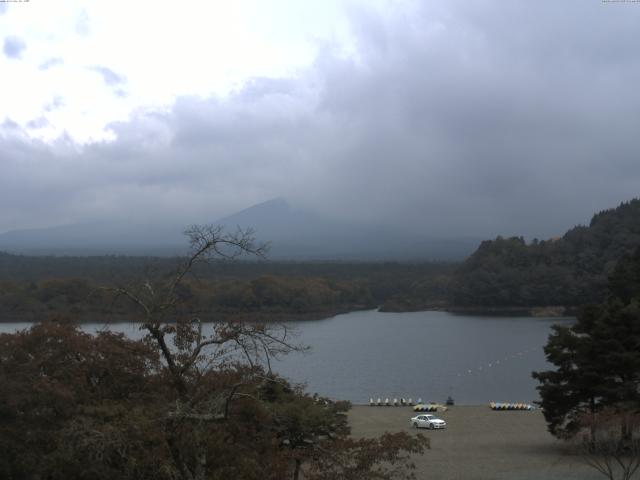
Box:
[1,0,640,237]
[300,0,640,236]
[88,65,126,86]
[3,36,26,59]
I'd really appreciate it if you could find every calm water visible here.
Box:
[0,310,571,405]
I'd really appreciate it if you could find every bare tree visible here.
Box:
[107,225,302,480]
[578,408,640,480]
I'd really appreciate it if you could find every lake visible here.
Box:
[0,309,571,405]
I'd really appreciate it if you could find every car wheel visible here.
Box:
[413,422,418,429]
[429,423,435,430]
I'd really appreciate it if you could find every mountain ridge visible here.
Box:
[449,198,640,308]
[0,198,480,260]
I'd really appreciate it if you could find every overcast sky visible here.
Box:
[1,0,639,238]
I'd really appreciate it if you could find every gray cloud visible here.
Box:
[1,118,20,130]
[1,0,640,239]
[39,57,64,70]
[76,10,90,36]
[236,77,297,102]
[88,65,126,87]
[44,96,65,112]
[26,117,50,129]
[3,36,26,59]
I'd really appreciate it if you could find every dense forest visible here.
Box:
[449,199,640,309]
[373,200,640,313]
[0,255,453,322]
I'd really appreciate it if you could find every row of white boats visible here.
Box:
[368,398,450,410]
[489,402,535,410]
[369,397,420,407]
[368,398,535,411]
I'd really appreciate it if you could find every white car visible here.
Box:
[410,414,446,430]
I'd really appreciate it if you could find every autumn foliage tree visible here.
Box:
[0,225,429,480]
[0,320,167,479]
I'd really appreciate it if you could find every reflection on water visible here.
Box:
[0,310,571,405]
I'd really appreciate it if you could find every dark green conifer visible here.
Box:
[533,247,640,438]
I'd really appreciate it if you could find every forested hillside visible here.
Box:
[2,199,638,318]
[0,255,453,322]
[450,199,640,308]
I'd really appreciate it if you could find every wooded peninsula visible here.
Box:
[1,199,639,322]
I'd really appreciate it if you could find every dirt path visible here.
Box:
[348,405,603,480]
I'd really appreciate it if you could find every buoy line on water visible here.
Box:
[367,347,542,406]
[453,347,540,379]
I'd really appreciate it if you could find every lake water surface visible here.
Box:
[1,310,572,405]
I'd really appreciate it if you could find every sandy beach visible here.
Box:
[348,405,603,480]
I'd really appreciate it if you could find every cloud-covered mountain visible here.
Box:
[217,198,480,260]
[2,2,640,241]
[0,198,480,260]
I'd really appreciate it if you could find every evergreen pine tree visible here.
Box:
[533,247,640,439]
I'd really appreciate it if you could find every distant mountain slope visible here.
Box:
[215,198,480,260]
[0,221,186,256]
[450,199,640,307]
[0,198,480,259]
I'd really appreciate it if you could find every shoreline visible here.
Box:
[0,304,575,324]
[348,405,600,480]
[0,304,375,324]
[379,304,578,317]
[0,304,579,324]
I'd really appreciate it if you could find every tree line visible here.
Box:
[0,275,375,323]
[0,253,455,321]
[449,199,640,309]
